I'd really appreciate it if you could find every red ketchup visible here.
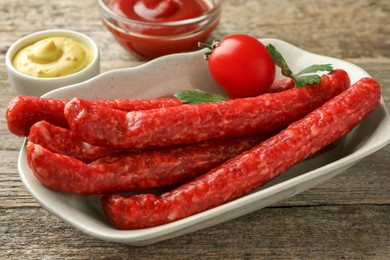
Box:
[102,0,221,60]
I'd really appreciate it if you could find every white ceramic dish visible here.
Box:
[17,38,390,246]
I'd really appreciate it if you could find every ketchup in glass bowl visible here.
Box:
[98,0,222,60]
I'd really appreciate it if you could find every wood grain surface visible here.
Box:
[1,0,389,259]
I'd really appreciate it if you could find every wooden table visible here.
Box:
[1,0,389,258]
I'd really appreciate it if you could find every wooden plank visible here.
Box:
[1,205,389,258]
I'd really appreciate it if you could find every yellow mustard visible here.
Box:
[12,37,93,78]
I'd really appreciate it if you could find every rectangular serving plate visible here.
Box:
[18,38,390,246]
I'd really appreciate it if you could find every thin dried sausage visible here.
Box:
[6,96,183,136]
[26,135,266,194]
[65,70,350,149]
[28,121,118,163]
[266,78,294,93]
[101,77,380,229]
[6,77,295,137]
[6,96,69,137]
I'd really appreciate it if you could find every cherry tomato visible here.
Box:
[206,34,275,97]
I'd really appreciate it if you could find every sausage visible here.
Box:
[6,96,69,137]
[6,95,183,136]
[27,121,119,163]
[26,135,267,194]
[266,78,294,93]
[101,77,381,229]
[65,70,350,150]
[6,77,294,137]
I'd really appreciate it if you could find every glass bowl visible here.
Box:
[98,0,222,60]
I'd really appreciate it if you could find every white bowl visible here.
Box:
[17,38,390,246]
[5,29,100,96]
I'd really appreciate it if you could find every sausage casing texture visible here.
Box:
[6,95,183,136]
[28,121,119,163]
[101,77,381,229]
[266,78,294,93]
[26,135,266,195]
[65,70,350,150]
[6,77,295,137]
[6,96,69,137]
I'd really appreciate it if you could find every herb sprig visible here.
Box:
[265,44,334,87]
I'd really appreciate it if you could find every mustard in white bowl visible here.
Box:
[6,29,100,96]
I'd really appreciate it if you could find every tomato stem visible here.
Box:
[198,42,213,49]
[198,40,220,60]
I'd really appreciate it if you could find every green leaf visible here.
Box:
[294,75,321,87]
[296,64,334,76]
[174,89,230,104]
